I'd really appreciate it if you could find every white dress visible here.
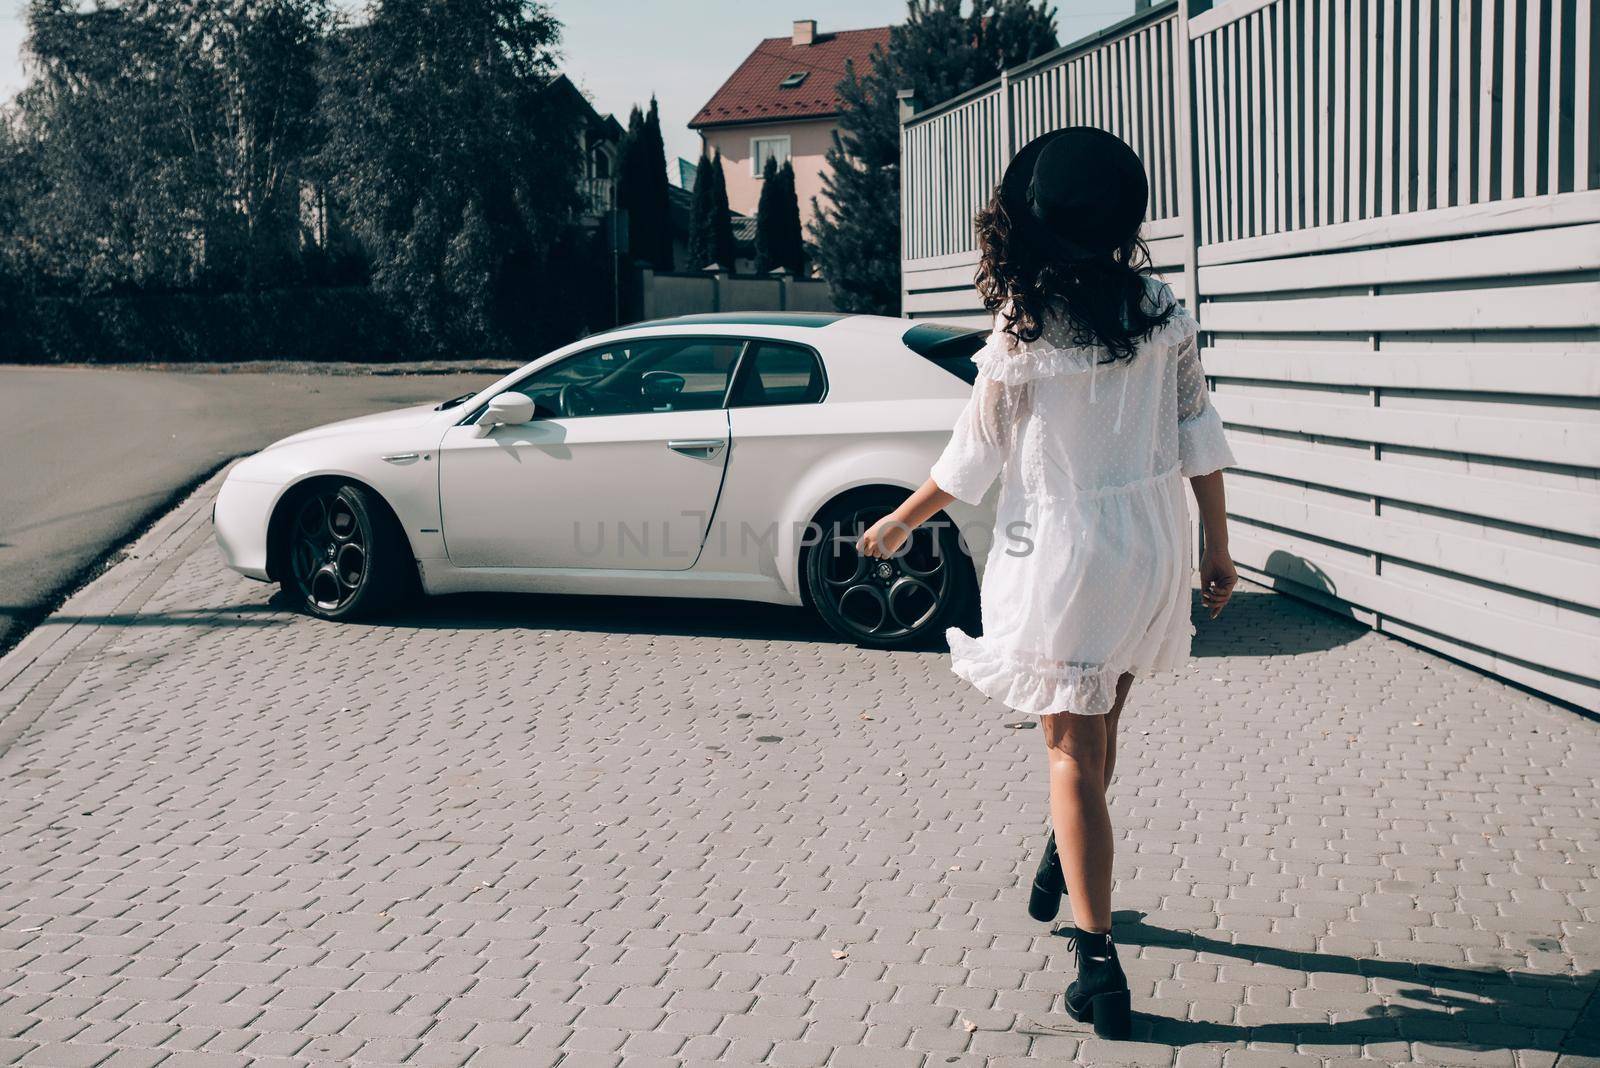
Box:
[929,278,1235,717]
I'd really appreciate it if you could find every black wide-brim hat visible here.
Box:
[999,126,1149,263]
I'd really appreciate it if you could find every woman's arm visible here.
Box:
[857,479,956,559]
[1188,470,1237,618]
[1173,310,1239,620]
[858,363,1029,559]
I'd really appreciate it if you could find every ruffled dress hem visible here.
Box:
[945,627,1193,717]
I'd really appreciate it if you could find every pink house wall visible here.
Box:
[698,117,839,233]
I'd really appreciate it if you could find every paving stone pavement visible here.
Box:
[0,472,1596,1068]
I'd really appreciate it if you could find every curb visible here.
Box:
[0,465,232,755]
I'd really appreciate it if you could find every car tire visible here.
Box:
[803,489,977,650]
[278,482,413,621]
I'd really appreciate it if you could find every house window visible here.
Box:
[779,71,809,89]
[751,135,791,177]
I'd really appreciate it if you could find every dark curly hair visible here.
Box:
[973,191,1174,363]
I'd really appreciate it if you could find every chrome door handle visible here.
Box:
[667,438,727,457]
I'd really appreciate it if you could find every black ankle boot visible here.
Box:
[1027,829,1066,922]
[1063,929,1131,1039]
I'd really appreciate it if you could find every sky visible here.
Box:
[0,1,1136,180]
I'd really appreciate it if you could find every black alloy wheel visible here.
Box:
[805,492,975,649]
[280,483,410,620]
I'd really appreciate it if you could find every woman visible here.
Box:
[858,127,1236,1039]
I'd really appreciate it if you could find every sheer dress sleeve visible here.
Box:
[1173,315,1235,478]
[929,327,1032,505]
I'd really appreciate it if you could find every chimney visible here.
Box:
[792,19,817,46]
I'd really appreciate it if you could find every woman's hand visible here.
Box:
[858,514,912,559]
[1199,548,1237,619]
[854,480,957,560]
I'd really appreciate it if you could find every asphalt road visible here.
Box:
[0,365,500,654]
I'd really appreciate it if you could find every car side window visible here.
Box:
[728,341,826,408]
[509,337,743,419]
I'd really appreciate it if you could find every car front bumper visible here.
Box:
[213,474,282,582]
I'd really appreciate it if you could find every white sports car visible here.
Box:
[214,311,997,648]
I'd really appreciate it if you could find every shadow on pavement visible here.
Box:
[2,586,1368,659]
[0,603,285,632]
[365,590,847,644]
[1045,914,1600,1058]
[1189,587,1364,658]
[366,587,1365,657]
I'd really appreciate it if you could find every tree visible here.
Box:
[615,96,673,271]
[810,0,1059,313]
[15,0,327,293]
[775,161,805,275]
[709,149,737,270]
[0,110,27,326]
[754,156,780,273]
[194,0,329,288]
[686,152,717,270]
[754,157,803,275]
[640,97,673,269]
[318,0,582,354]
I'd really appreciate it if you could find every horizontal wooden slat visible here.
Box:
[903,250,981,275]
[1230,530,1599,680]
[1144,234,1191,268]
[902,263,981,294]
[1201,282,1600,333]
[1227,483,1600,609]
[1141,216,1188,241]
[904,309,990,327]
[1198,190,1600,266]
[1201,348,1600,397]
[1212,394,1599,466]
[1376,616,1598,711]
[1226,440,1600,538]
[901,288,985,314]
[1199,224,1600,295]
[1187,0,1277,38]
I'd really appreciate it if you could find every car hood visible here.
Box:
[265,402,447,449]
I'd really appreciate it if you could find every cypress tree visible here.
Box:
[615,99,673,271]
[753,155,781,274]
[756,159,805,275]
[641,96,673,269]
[614,105,647,263]
[775,160,805,275]
[710,149,737,270]
[687,152,717,270]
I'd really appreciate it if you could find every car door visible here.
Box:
[437,336,742,570]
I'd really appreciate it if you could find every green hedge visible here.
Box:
[0,287,414,364]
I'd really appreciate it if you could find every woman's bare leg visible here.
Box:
[1101,673,1135,790]
[1040,674,1135,933]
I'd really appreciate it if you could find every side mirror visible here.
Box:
[640,370,686,401]
[474,392,536,437]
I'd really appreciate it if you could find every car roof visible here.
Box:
[586,312,985,347]
[638,311,849,328]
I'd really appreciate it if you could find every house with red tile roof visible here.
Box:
[690,19,891,251]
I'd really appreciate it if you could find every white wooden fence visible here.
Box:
[900,0,1600,710]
